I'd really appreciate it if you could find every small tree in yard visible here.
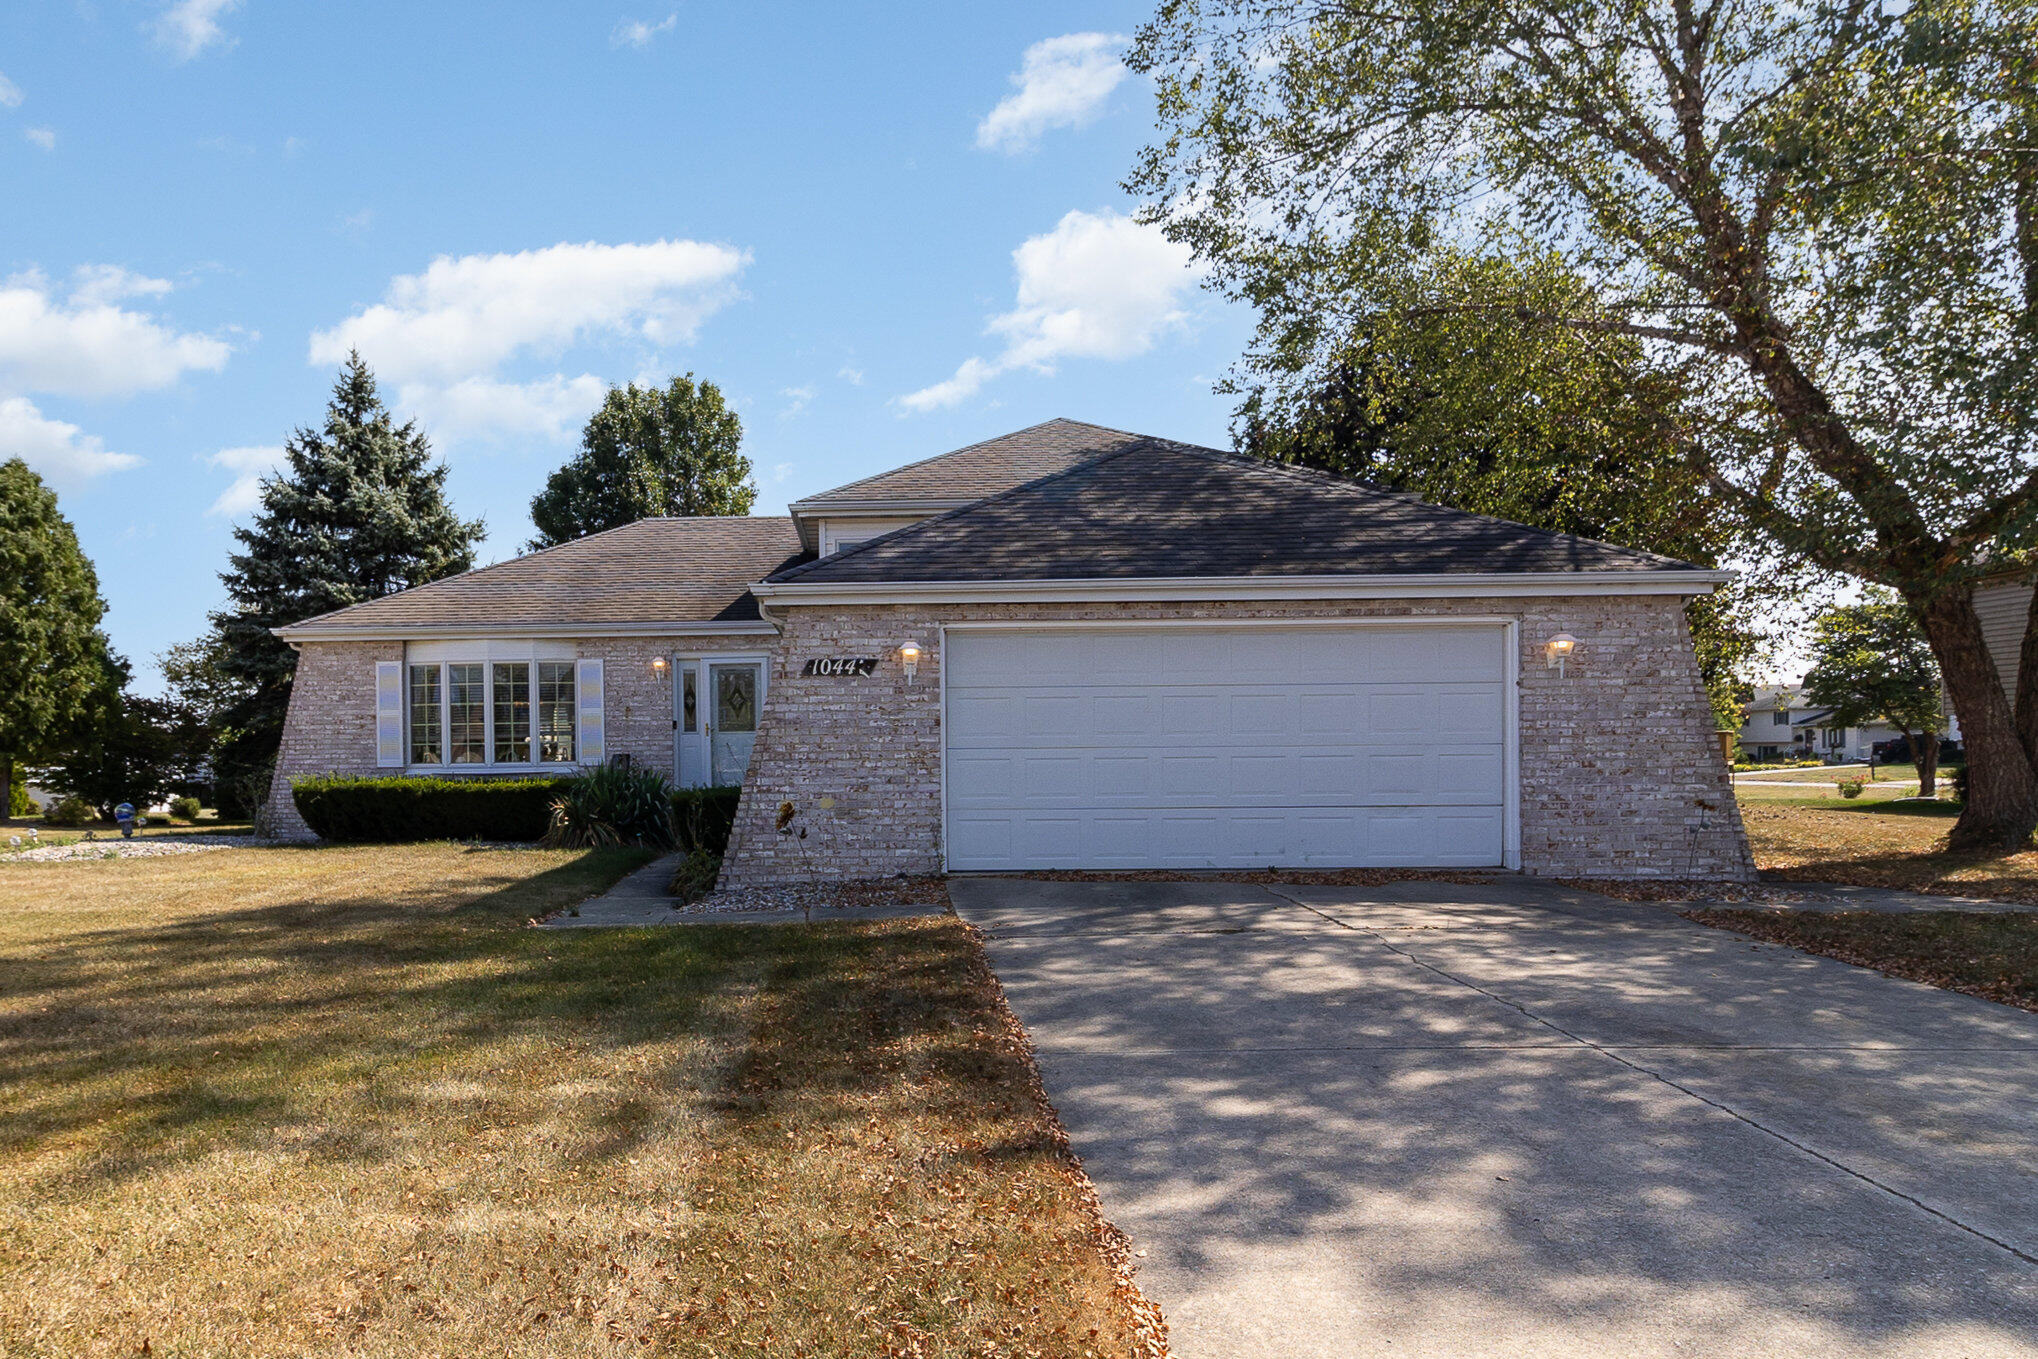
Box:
[0,458,119,821]
[1803,599,1950,796]
[1130,0,2038,850]
[527,375,755,549]
[198,354,484,802]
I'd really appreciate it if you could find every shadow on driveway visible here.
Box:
[952,875,2038,1359]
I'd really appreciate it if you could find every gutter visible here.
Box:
[748,569,1734,607]
[272,619,779,643]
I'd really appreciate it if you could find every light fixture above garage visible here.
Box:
[651,655,668,678]
[900,641,922,686]
[1544,633,1578,677]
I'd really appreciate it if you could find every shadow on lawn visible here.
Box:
[0,849,775,1188]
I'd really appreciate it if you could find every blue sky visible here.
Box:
[2,2,1256,691]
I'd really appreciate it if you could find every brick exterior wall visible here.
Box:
[265,631,768,839]
[719,596,1755,885]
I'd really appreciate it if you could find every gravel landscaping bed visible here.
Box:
[680,876,951,916]
[2,834,278,862]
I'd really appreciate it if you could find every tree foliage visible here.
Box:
[201,354,484,794]
[45,687,213,818]
[528,375,755,550]
[1803,596,1949,792]
[1128,0,2038,849]
[1234,253,1767,726]
[0,458,118,819]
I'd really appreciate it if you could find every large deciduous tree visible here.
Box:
[204,353,484,799]
[1802,595,1949,794]
[527,375,755,550]
[1128,0,2038,850]
[1235,253,1768,727]
[0,458,118,820]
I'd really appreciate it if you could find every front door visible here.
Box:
[707,661,761,786]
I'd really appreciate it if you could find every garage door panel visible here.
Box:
[945,626,1510,870]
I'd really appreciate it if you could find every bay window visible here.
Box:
[405,644,578,769]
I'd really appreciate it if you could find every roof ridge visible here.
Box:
[766,436,1168,583]
[791,417,1158,506]
[1176,444,1702,570]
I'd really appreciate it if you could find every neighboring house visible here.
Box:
[269,419,1754,881]
[1978,575,2031,703]
[1735,686,1898,763]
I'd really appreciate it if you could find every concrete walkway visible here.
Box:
[951,875,2038,1358]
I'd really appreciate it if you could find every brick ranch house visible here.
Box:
[268,419,1756,883]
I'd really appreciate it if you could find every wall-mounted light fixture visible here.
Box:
[651,655,669,679]
[1544,633,1578,678]
[899,641,922,686]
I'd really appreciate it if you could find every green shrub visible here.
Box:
[169,795,203,822]
[668,847,722,903]
[672,785,742,854]
[292,774,575,843]
[1948,763,1968,805]
[8,781,31,818]
[45,797,93,828]
[543,765,677,849]
[1837,777,1866,799]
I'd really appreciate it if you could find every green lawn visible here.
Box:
[1735,762,1925,783]
[0,845,1153,1358]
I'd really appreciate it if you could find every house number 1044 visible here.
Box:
[803,657,878,677]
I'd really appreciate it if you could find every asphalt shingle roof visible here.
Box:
[769,437,1702,584]
[277,516,807,634]
[793,418,1143,507]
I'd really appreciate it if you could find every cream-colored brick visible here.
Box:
[720,597,1754,885]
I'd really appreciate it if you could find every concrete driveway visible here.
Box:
[948,876,2038,1359]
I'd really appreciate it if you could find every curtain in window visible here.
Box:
[493,662,531,764]
[448,663,486,763]
[408,665,442,765]
[537,661,576,763]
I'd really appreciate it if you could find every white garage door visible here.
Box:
[943,624,1512,871]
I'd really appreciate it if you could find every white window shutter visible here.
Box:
[576,658,605,765]
[375,661,405,767]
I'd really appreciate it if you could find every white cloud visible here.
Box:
[205,443,285,517]
[0,72,22,109]
[23,127,55,152]
[308,239,748,385]
[780,384,815,418]
[611,13,678,48]
[771,461,795,483]
[154,0,240,61]
[838,363,864,386]
[896,209,1198,413]
[0,396,141,484]
[0,268,230,398]
[68,265,175,307]
[976,33,1127,153]
[397,373,608,446]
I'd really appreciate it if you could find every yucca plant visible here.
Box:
[543,764,678,849]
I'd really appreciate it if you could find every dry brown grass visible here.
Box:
[1689,908,2038,1012]
[0,846,1154,1358]
[1738,800,2038,904]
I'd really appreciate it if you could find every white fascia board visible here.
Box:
[787,498,975,516]
[749,570,1733,607]
[272,619,779,642]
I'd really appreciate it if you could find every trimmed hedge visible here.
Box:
[673,785,742,855]
[292,774,576,843]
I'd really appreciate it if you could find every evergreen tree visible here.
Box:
[207,353,484,794]
[528,374,755,549]
[0,458,119,821]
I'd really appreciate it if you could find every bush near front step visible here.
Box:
[672,785,742,855]
[292,775,576,843]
